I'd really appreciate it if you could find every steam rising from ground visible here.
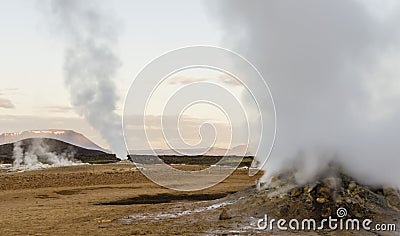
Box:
[210,0,400,187]
[12,140,76,170]
[42,0,126,158]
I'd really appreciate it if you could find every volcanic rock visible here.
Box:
[348,181,357,191]
[384,187,400,211]
[214,163,399,234]
[219,209,232,220]
[290,187,302,197]
[316,197,327,204]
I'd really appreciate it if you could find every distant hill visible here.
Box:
[0,129,107,152]
[128,154,254,167]
[0,138,119,165]
[131,144,251,156]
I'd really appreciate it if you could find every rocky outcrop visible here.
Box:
[215,163,399,234]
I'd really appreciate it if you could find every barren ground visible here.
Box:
[0,164,262,235]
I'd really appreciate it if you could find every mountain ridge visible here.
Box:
[0,129,108,152]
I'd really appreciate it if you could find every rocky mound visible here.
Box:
[0,138,119,164]
[216,163,399,234]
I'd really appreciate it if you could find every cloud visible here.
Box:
[168,75,242,86]
[42,105,74,113]
[168,76,211,85]
[218,74,242,86]
[123,114,243,150]
[0,88,18,94]
[0,98,15,109]
[0,88,18,108]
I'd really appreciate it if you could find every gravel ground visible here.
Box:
[0,163,262,235]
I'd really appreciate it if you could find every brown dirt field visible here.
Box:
[0,164,262,235]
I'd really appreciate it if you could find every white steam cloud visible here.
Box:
[41,0,126,158]
[209,0,400,187]
[13,139,76,170]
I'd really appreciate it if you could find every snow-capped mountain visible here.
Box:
[0,129,108,152]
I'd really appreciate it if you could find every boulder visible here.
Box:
[219,209,232,220]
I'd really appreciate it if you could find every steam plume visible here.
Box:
[42,0,125,158]
[13,139,76,169]
[209,0,400,187]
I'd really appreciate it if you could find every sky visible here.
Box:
[0,0,225,149]
[1,0,399,175]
